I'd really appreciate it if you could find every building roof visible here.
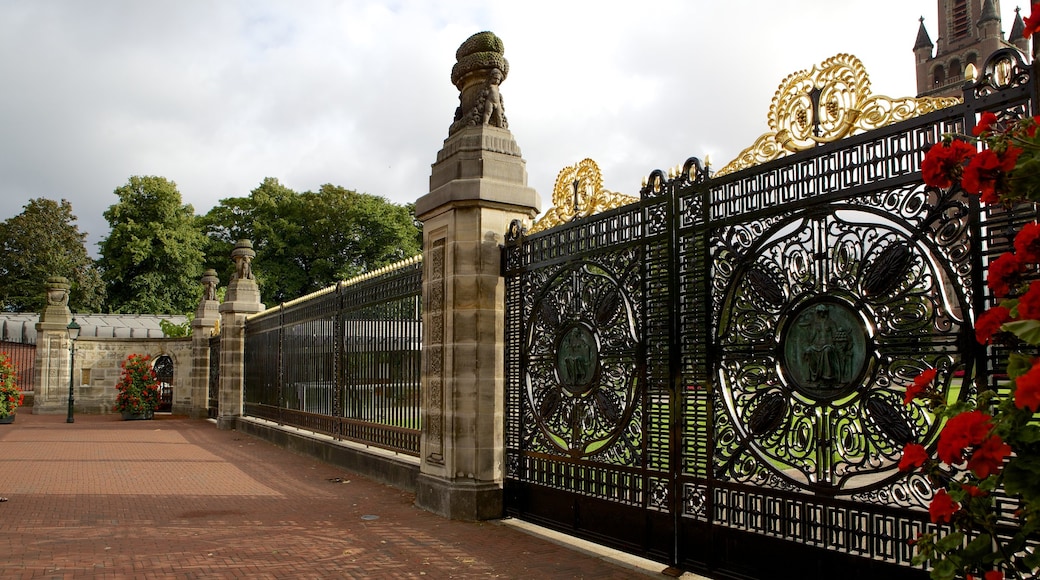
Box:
[915,17,934,51]
[978,0,1000,25]
[0,313,189,345]
[1010,7,1027,42]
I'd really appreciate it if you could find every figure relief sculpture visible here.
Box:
[230,240,256,281]
[449,31,510,134]
[201,269,219,301]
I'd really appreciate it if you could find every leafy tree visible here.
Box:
[97,176,206,314]
[200,179,421,304]
[0,198,104,312]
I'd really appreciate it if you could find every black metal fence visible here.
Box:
[0,340,35,397]
[243,258,422,455]
[502,50,1036,579]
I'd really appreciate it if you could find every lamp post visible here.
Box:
[66,317,80,423]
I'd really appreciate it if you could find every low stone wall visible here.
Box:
[34,337,192,415]
[233,416,420,492]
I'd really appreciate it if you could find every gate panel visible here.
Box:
[505,50,1036,578]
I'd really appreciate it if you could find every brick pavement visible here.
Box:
[0,412,691,579]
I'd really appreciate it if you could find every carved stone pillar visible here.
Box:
[189,269,220,418]
[33,276,73,414]
[217,241,264,428]
[415,32,541,520]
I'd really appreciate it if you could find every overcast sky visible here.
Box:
[0,1,1028,255]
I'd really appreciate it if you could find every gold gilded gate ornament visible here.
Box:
[528,158,638,234]
[714,54,961,177]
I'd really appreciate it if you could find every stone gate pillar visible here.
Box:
[415,31,540,520]
[32,276,74,415]
[217,241,264,429]
[189,269,220,419]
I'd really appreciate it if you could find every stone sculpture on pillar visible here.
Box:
[217,240,264,428]
[414,31,541,520]
[33,277,73,414]
[189,269,220,418]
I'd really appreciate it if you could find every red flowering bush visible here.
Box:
[903,89,1040,579]
[0,353,23,418]
[113,354,160,416]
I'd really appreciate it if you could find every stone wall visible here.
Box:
[34,336,192,415]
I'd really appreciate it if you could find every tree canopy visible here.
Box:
[0,198,104,312]
[97,176,206,314]
[200,178,421,304]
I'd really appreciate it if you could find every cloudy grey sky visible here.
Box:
[0,1,1026,254]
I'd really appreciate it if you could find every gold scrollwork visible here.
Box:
[715,54,961,177]
[528,158,638,233]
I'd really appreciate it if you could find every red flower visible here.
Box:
[937,410,992,464]
[904,369,937,405]
[929,488,960,523]
[922,140,976,188]
[1019,280,1040,320]
[1014,222,1040,263]
[966,435,1011,478]
[962,147,1021,203]
[1015,359,1040,412]
[962,484,988,497]
[973,111,999,136]
[988,252,1022,298]
[1024,3,1040,38]
[975,306,1011,344]
[899,443,929,471]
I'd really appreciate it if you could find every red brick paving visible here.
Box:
[0,412,668,579]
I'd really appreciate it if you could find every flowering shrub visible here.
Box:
[0,353,23,418]
[113,354,160,416]
[904,102,1040,578]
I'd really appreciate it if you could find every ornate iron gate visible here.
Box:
[503,51,1036,578]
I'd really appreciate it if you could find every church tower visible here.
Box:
[914,0,1030,97]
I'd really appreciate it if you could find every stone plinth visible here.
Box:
[414,33,540,519]
[217,242,264,428]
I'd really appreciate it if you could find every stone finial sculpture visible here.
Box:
[45,276,70,306]
[449,31,509,135]
[201,269,219,301]
[231,240,255,281]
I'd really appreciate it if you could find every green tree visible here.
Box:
[98,176,206,314]
[200,179,421,304]
[0,198,104,312]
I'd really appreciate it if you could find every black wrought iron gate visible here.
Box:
[502,51,1036,579]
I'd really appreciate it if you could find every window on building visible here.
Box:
[934,65,946,86]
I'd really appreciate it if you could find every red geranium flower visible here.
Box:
[966,435,1011,479]
[988,252,1022,298]
[1018,280,1040,320]
[962,147,1022,203]
[922,140,976,188]
[929,488,960,523]
[899,443,929,471]
[1014,222,1040,263]
[962,484,988,497]
[937,410,992,464]
[904,368,938,404]
[975,306,1011,344]
[1024,2,1040,37]
[973,111,999,136]
[1015,359,1040,412]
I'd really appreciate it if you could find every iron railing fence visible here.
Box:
[0,340,36,399]
[243,257,422,456]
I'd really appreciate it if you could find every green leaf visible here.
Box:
[1003,319,1040,346]
[934,531,965,552]
[1007,351,1038,380]
[929,558,957,580]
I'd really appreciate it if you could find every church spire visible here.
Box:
[914,16,934,52]
[978,0,1000,25]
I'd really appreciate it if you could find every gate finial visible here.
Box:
[528,159,638,233]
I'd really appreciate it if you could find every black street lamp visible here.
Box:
[66,317,80,423]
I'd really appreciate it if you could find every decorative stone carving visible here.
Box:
[45,276,69,306]
[201,269,219,301]
[449,31,509,135]
[231,240,255,280]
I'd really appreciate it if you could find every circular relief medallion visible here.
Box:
[556,323,600,396]
[780,298,871,401]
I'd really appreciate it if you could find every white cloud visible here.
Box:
[0,0,1023,254]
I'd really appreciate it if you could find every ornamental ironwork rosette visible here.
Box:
[529,159,638,234]
[712,186,970,496]
[523,259,642,461]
